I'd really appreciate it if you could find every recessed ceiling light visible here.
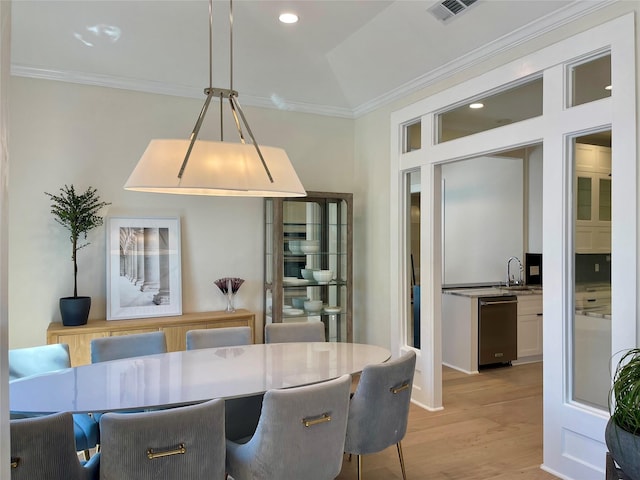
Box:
[279,12,298,24]
[469,103,484,109]
[605,85,612,91]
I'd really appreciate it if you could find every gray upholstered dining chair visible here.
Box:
[186,326,252,350]
[9,344,99,460]
[90,331,168,422]
[10,411,100,480]
[185,325,261,442]
[344,350,417,480]
[226,374,352,480]
[264,321,325,343]
[98,398,225,480]
[90,331,167,363]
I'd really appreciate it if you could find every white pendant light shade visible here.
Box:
[124,139,306,197]
[124,0,306,198]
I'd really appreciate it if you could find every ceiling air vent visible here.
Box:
[428,0,479,23]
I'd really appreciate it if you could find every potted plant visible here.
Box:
[45,185,110,326]
[606,348,640,479]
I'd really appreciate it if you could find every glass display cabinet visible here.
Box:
[264,192,352,342]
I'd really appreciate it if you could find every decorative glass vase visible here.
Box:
[225,278,235,312]
[215,277,244,313]
[226,291,236,312]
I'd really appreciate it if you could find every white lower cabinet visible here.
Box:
[516,294,543,359]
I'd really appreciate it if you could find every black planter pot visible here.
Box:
[59,296,91,326]
[606,417,640,480]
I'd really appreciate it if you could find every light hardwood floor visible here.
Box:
[337,362,559,479]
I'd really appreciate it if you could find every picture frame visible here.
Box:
[106,216,182,320]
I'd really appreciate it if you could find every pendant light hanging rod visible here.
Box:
[229,0,233,92]
[177,0,274,183]
[209,0,213,90]
[232,96,274,182]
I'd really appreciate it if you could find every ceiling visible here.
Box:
[10,0,608,118]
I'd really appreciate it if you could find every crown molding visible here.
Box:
[10,64,355,119]
[353,0,615,118]
[11,0,614,120]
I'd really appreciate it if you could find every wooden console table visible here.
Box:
[47,309,255,366]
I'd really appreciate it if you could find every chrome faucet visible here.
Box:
[506,256,524,287]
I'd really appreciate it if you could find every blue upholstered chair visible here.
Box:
[10,412,100,480]
[344,350,417,480]
[9,344,99,460]
[186,326,252,350]
[98,398,225,480]
[90,331,167,363]
[185,325,261,442]
[264,321,325,343]
[226,374,352,480]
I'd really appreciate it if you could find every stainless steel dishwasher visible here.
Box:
[478,295,518,367]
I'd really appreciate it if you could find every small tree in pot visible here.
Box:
[606,348,640,479]
[45,185,110,326]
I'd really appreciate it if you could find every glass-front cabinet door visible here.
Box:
[574,142,612,254]
[264,192,353,342]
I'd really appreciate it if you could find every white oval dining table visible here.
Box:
[10,342,391,415]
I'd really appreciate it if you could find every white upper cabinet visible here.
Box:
[575,143,611,253]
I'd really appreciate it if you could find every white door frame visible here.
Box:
[390,13,636,479]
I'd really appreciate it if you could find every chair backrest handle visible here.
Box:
[390,382,410,394]
[302,413,331,427]
[146,443,186,460]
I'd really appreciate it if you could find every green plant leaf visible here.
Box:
[45,185,111,297]
[610,348,640,435]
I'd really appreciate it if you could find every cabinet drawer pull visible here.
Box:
[479,299,518,306]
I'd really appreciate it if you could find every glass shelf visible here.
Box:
[268,310,345,317]
[283,252,347,258]
[283,222,347,227]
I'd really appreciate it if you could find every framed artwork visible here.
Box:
[106,216,182,320]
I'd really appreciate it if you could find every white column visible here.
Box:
[152,227,171,305]
[141,228,160,292]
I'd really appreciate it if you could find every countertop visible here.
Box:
[443,286,543,298]
[575,282,611,293]
[442,283,610,319]
[576,308,611,320]
[575,282,611,319]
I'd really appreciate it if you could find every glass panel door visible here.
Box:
[572,131,612,410]
[406,170,421,348]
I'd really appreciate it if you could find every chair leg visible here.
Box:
[357,454,363,480]
[396,442,407,480]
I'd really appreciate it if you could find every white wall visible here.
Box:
[442,155,524,286]
[7,77,355,346]
[353,110,393,346]
[528,145,543,253]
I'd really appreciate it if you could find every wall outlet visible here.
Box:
[595,263,600,272]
